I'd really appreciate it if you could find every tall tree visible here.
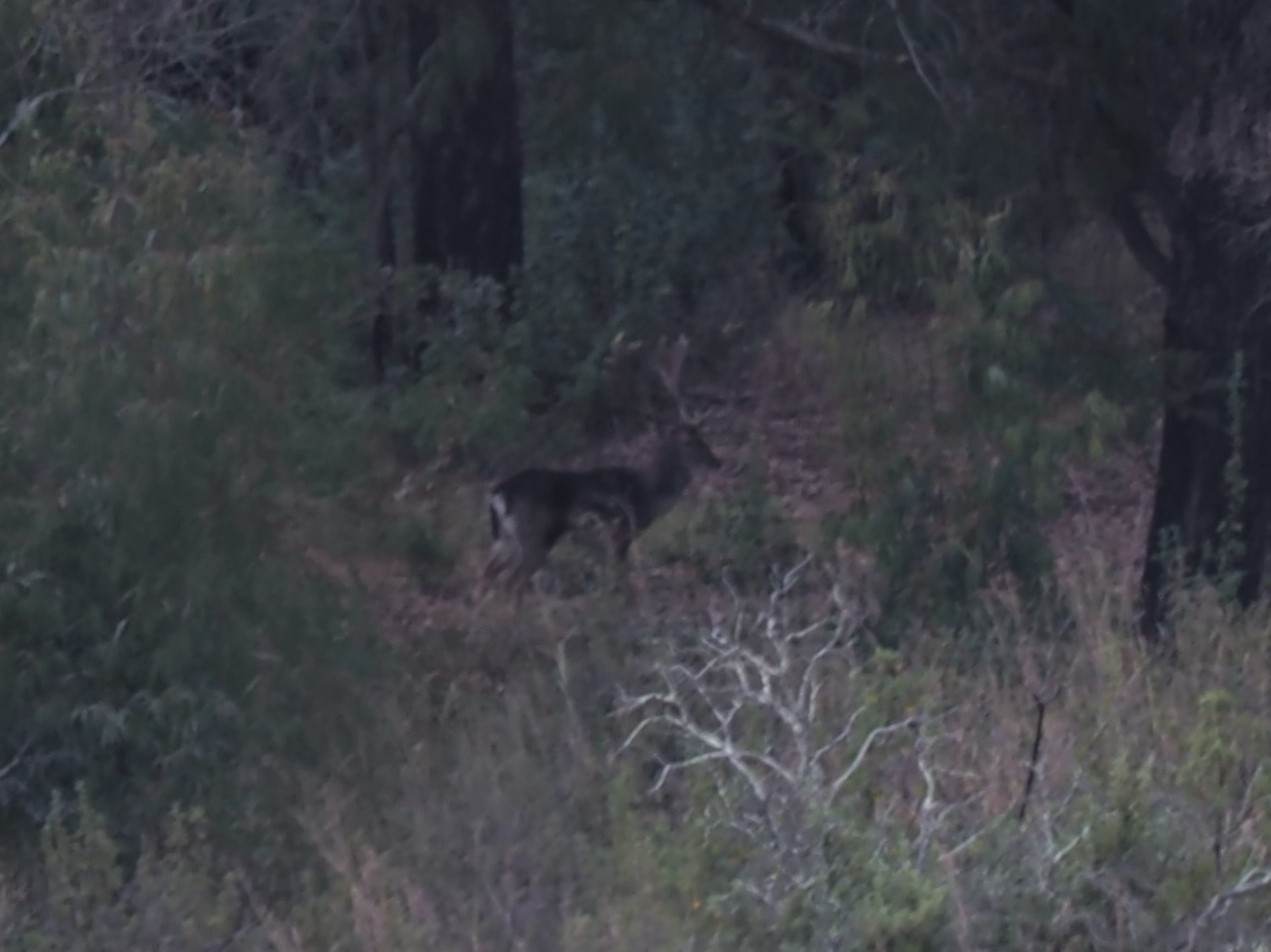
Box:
[363,0,524,379]
[1131,2,1271,640]
[407,1,523,290]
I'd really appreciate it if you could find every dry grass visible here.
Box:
[268,550,1271,951]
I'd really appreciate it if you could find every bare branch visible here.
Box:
[688,0,907,67]
[829,717,920,799]
[1105,189,1174,289]
[811,704,867,765]
[1183,865,1271,951]
[0,737,33,784]
[1016,694,1046,822]
[913,731,940,862]
[0,86,80,151]
[886,0,954,125]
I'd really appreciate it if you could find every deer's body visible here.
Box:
[480,337,720,599]
[483,433,718,595]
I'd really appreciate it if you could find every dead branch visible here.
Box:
[614,564,929,929]
[1182,864,1271,951]
[1016,694,1046,822]
[688,0,908,67]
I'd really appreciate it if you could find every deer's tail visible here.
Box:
[488,490,510,540]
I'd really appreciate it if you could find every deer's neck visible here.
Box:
[642,442,692,521]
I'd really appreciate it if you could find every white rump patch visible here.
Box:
[489,491,517,542]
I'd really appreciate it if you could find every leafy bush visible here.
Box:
[5,789,270,951]
[806,196,1149,639]
[0,94,367,847]
[653,454,801,590]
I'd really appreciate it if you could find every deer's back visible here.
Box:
[570,466,659,528]
[491,465,659,535]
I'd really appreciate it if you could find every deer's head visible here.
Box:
[653,335,723,474]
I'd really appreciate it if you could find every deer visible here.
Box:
[480,335,722,600]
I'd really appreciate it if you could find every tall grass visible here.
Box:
[8,563,1271,950]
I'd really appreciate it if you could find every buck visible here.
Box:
[481,336,722,599]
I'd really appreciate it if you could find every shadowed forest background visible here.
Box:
[4,0,1271,948]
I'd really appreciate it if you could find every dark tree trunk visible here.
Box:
[1139,179,1271,642]
[369,179,398,382]
[774,143,823,287]
[761,46,859,288]
[1131,3,1271,645]
[369,0,524,379]
[367,85,399,383]
[357,0,402,383]
[410,0,523,301]
[406,5,440,274]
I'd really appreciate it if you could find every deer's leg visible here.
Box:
[609,518,643,602]
[479,498,524,602]
[508,537,547,607]
[482,541,509,582]
[476,540,510,605]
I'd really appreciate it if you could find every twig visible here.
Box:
[0,738,32,783]
[1183,865,1271,951]
[1016,694,1046,821]
[0,87,78,150]
[690,0,908,66]
[233,866,305,952]
[886,0,955,125]
[828,717,920,799]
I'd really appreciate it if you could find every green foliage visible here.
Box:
[828,429,1060,637]
[517,0,774,427]
[380,267,544,464]
[8,788,267,951]
[774,7,1155,633]
[1214,352,1250,596]
[823,853,948,952]
[653,453,800,590]
[0,95,368,847]
[562,769,735,952]
[819,159,991,317]
[813,194,1150,637]
[10,588,1271,951]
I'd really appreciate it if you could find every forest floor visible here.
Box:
[299,234,1161,684]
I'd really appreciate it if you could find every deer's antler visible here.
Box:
[655,335,701,425]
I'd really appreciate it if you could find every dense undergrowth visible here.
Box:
[0,89,380,863]
[8,571,1271,950]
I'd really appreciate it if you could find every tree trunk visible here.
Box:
[360,0,400,384]
[763,45,860,288]
[368,0,524,379]
[1139,179,1271,642]
[1133,0,1271,644]
[410,0,523,299]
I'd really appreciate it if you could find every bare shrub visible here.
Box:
[617,563,948,949]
